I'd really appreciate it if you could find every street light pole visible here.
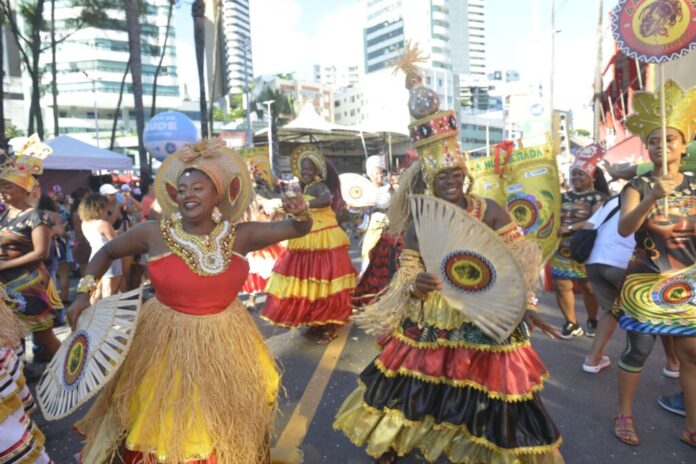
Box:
[263,99,274,175]
[82,70,100,147]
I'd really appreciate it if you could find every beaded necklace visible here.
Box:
[161,215,237,276]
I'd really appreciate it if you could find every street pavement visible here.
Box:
[32,246,692,463]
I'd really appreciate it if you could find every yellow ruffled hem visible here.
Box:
[265,274,356,301]
[259,316,350,329]
[373,359,549,402]
[390,325,531,352]
[286,224,350,250]
[333,385,563,464]
[0,386,23,422]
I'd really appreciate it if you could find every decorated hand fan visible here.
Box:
[339,173,378,208]
[37,286,144,420]
[409,194,528,342]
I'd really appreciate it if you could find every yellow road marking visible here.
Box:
[274,326,350,450]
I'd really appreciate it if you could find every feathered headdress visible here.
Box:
[396,43,464,190]
[626,80,696,144]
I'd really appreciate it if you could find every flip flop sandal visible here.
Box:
[681,429,696,448]
[614,415,640,446]
[316,328,338,345]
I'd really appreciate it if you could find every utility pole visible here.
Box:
[592,0,604,140]
[549,0,555,130]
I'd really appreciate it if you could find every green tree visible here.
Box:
[0,0,111,139]
[4,123,24,140]
[575,128,591,137]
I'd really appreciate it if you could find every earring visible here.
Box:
[212,206,222,224]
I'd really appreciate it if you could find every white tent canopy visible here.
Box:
[44,136,133,171]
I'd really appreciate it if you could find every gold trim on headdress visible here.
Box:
[154,138,252,223]
[396,44,466,189]
[291,144,327,180]
[626,80,696,144]
[0,134,52,192]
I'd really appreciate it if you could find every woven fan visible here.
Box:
[37,286,144,420]
[409,195,528,342]
[339,173,378,208]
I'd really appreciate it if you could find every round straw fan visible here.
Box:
[37,286,144,420]
[340,173,378,208]
[409,194,528,342]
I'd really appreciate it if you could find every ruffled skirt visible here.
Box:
[615,267,696,336]
[549,247,586,281]
[354,232,404,307]
[262,224,356,327]
[242,243,284,295]
[1,266,60,332]
[334,306,563,463]
[76,298,280,464]
[1,347,51,464]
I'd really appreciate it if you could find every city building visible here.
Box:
[459,110,504,154]
[314,64,360,90]
[219,0,252,96]
[252,76,334,122]
[2,26,26,133]
[36,0,181,145]
[360,0,488,134]
[334,85,365,125]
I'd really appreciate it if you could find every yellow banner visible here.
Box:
[239,146,274,188]
[467,143,561,263]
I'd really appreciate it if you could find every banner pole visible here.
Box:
[658,62,668,215]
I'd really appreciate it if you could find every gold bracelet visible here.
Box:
[291,208,312,222]
[76,275,98,295]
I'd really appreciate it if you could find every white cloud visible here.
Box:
[250,0,363,79]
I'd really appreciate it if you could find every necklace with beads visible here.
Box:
[161,215,237,276]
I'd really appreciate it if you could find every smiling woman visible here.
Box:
[66,138,314,463]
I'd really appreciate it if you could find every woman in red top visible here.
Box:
[68,139,312,464]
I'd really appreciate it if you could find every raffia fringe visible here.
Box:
[353,251,424,336]
[77,298,279,464]
[0,302,28,347]
[507,239,543,289]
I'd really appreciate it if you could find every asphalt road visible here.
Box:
[31,247,692,463]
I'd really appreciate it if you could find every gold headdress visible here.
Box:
[291,144,327,180]
[0,134,52,192]
[626,80,696,144]
[154,138,252,223]
[397,43,465,189]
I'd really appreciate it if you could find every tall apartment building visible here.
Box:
[2,26,26,132]
[363,0,485,76]
[37,0,181,143]
[360,0,488,132]
[220,0,253,95]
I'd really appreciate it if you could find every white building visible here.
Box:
[37,0,181,145]
[360,0,488,133]
[314,64,360,90]
[2,27,25,133]
[252,76,334,122]
[220,0,252,95]
[334,85,365,125]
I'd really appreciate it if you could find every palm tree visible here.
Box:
[125,0,150,190]
[150,0,175,117]
[192,0,208,138]
[109,58,130,150]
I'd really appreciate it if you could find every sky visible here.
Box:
[175,0,614,130]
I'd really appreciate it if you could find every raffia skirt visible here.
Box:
[76,298,280,464]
